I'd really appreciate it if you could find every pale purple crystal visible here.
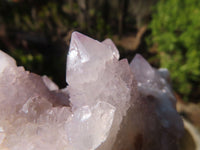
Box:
[0,31,183,150]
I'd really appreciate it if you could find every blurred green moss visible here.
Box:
[148,0,200,101]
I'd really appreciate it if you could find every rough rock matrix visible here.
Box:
[0,32,183,150]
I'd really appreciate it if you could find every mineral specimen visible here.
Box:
[0,32,183,150]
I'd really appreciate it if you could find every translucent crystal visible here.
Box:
[102,38,120,59]
[42,75,59,91]
[127,54,184,150]
[0,51,16,74]
[67,32,114,85]
[0,31,183,150]
[66,101,115,150]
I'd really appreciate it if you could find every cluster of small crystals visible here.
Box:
[0,32,183,150]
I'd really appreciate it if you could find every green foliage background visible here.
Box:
[149,0,200,100]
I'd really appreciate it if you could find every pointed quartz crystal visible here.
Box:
[67,32,115,85]
[0,50,16,74]
[128,54,184,150]
[102,38,120,59]
[0,31,183,150]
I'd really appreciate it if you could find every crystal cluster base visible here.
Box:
[0,32,183,150]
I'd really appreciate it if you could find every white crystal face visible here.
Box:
[0,51,16,74]
[0,50,71,150]
[66,32,116,86]
[130,54,157,87]
[102,38,120,59]
[66,101,115,150]
[42,75,59,91]
[0,31,183,150]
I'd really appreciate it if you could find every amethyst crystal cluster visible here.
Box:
[0,32,183,150]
